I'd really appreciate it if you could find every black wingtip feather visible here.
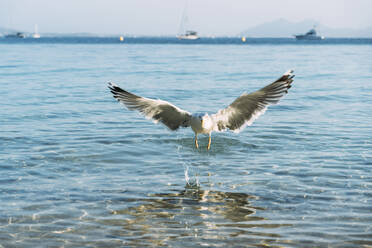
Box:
[108,82,125,94]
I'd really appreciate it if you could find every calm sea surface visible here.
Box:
[0,38,371,247]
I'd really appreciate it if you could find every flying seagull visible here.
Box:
[108,70,294,150]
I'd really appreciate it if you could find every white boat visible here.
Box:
[178,30,199,40]
[294,26,324,40]
[177,1,199,40]
[32,24,40,38]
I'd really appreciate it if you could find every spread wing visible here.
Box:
[211,70,295,133]
[108,83,192,131]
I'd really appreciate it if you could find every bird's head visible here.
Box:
[192,113,205,126]
[199,113,210,128]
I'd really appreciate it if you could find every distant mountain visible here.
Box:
[239,19,372,38]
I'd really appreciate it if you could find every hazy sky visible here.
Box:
[0,0,371,36]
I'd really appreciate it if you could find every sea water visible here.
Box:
[0,39,371,247]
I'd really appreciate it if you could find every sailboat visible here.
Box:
[4,7,27,39]
[32,24,40,38]
[177,1,199,40]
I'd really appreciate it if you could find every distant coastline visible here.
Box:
[2,19,372,39]
[0,36,371,45]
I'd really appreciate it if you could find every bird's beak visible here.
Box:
[201,119,204,127]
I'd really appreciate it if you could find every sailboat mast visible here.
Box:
[178,0,188,36]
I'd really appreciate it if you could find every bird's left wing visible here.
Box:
[211,70,295,133]
[108,83,192,131]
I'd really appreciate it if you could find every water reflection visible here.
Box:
[101,186,290,247]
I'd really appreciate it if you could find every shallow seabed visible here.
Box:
[0,41,371,247]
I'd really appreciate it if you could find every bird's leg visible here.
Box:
[194,134,199,149]
[207,134,211,150]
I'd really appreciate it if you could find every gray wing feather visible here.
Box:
[108,83,191,131]
[212,70,295,133]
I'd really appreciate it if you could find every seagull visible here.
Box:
[108,70,294,150]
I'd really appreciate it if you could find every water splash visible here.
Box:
[177,143,200,187]
[183,164,199,187]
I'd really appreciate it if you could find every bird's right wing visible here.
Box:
[108,83,192,131]
[211,70,295,133]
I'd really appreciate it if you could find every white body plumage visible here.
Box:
[190,114,213,135]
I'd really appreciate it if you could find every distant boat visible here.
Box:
[5,32,26,38]
[177,1,199,40]
[294,26,324,40]
[178,30,199,40]
[32,24,40,39]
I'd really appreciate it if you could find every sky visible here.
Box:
[0,0,371,36]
